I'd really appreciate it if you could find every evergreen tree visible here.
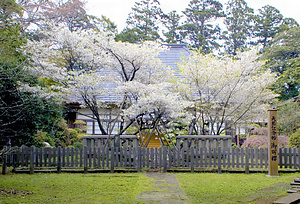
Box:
[116,0,163,42]
[253,5,283,48]
[223,0,254,55]
[0,0,65,146]
[181,0,224,53]
[279,17,299,33]
[263,27,300,100]
[161,10,182,43]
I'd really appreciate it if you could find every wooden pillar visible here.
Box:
[137,147,141,172]
[83,146,88,173]
[30,146,34,174]
[110,147,115,173]
[163,147,167,172]
[2,146,7,175]
[268,109,279,176]
[218,147,222,174]
[190,147,194,173]
[57,146,61,174]
[245,147,249,174]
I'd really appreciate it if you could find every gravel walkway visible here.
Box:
[136,173,190,204]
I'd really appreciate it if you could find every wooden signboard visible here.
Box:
[268,109,279,176]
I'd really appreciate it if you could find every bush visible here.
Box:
[72,141,83,149]
[33,130,55,147]
[252,127,268,136]
[73,120,88,132]
[56,120,84,147]
[288,129,300,148]
[242,135,288,148]
[242,136,268,148]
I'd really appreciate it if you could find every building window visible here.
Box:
[85,120,121,135]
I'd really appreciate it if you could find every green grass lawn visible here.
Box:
[0,172,299,204]
[176,172,300,204]
[0,173,154,204]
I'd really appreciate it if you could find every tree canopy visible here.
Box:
[178,49,277,135]
[223,0,254,55]
[262,27,300,100]
[1,0,300,146]
[116,0,163,42]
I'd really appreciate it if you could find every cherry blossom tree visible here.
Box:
[178,49,277,135]
[15,0,117,33]
[118,81,190,147]
[24,25,174,135]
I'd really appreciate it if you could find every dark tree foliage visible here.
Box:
[279,17,299,32]
[274,57,300,100]
[253,5,284,48]
[181,0,224,53]
[223,0,254,55]
[116,0,163,42]
[161,10,183,43]
[0,0,65,147]
[263,27,300,100]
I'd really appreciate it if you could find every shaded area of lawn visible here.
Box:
[1,172,299,204]
[176,173,299,204]
[0,173,154,203]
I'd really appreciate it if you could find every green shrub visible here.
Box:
[72,141,83,149]
[288,129,300,148]
[56,120,81,147]
[33,130,55,147]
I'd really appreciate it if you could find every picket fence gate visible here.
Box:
[2,146,300,174]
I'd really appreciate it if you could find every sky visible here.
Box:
[86,0,300,31]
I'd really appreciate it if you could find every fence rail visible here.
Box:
[2,146,300,174]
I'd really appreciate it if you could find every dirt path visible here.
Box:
[136,173,190,204]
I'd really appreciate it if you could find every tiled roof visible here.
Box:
[79,44,190,104]
[159,44,190,77]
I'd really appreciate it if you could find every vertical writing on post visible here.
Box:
[268,109,279,176]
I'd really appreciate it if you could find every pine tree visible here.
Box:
[116,0,163,42]
[262,27,300,100]
[253,5,283,48]
[161,10,182,43]
[181,0,224,53]
[223,0,254,55]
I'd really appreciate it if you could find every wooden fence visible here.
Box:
[2,146,300,174]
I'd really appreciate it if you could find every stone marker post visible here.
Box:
[268,109,279,176]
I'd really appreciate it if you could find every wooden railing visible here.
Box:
[2,146,300,174]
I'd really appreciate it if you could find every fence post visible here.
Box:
[191,147,194,173]
[84,146,88,173]
[245,147,249,174]
[2,146,8,175]
[57,146,61,173]
[30,146,34,174]
[163,147,167,173]
[137,147,141,172]
[110,147,114,173]
[218,147,222,174]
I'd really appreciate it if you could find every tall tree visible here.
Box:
[279,17,299,32]
[262,27,300,100]
[181,0,224,53]
[116,0,163,42]
[119,81,187,147]
[25,26,172,135]
[161,10,182,43]
[223,0,254,55]
[253,5,283,48]
[178,49,276,135]
[16,0,117,33]
[0,0,26,144]
[0,0,64,146]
